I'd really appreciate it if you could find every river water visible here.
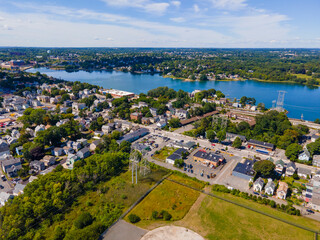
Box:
[26,68,320,121]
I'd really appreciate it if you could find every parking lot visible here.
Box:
[0,174,13,194]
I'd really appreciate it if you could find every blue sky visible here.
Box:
[0,0,319,47]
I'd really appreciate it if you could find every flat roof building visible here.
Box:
[232,159,256,181]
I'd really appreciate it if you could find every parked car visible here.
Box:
[0,185,4,189]
[261,194,268,198]
[307,209,315,214]
[253,191,259,195]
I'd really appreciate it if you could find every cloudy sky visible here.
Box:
[0,0,319,47]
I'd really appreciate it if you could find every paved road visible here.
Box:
[103,220,147,240]
[123,120,320,221]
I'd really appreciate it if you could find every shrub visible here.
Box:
[160,210,172,221]
[128,214,141,223]
[73,212,93,229]
[121,194,127,199]
[151,211,158,220]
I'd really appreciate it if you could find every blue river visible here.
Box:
[26,68,320,121]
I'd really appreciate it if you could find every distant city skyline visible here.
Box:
[0,0,319,48]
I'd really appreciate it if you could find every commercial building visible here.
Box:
[193,150,224,168]
[117,128,149,144]
[166,148,188,165]
[247,139,275,152]
[104,89,135,98]
[232,159,256,181]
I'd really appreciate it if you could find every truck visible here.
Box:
[256,149,269,155]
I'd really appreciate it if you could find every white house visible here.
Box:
[298,148,311,161]
[35,124,45,136]
[0,192,13,206]
[285,162,296,176]
[265,179,276,195]
[52,147,64,156]
[253,177,264,192]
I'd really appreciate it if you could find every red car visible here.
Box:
[211,143,215,146]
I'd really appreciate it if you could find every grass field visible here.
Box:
[168,173,206,190]
[292,74,320,83]
[126,179,200,228]
[42,168,168,239]
[177,194,317,240]
[153,146,176,161]
[125,173,320,240]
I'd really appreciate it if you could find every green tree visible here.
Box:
[206,130,216,141]
[285,143,302,161]
[128,214,141,223]
[253,160,275,177]
[74,212,93,229]
[169,118,181,128]
[232,137,242,148]
[216,129,226,142]
[174,159,184,168]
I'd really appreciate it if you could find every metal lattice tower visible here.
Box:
[139,149,150,177]
[272,100,276,109]
[130,150,140,184]
[276,91,287,109]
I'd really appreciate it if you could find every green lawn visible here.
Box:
[211,191,320,232]
[180,195,317,240]
[292,74,320,83]
[124,173,320,240]
[168,173,206,190]
[153,146,176,162]
[126,179,200,228]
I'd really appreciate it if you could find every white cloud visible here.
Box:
[3,24,13,30]
[144,3,170,15]
[170,17,185,23]
[171,1,181,7]
[101,0,170,15]
[193,4,200,13]
[209,0,247,11]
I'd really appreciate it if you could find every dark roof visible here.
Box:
[226,132,246,141]
[167,153,182,161]
[248,139,274,149]
[78,147,90,154]
[92,140,101,146]
[233,159,256,177]
[173,148,188,156]
[180,111,219,125]
[194,150,224,163]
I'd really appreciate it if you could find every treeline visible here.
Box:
[227,110,309,150]
[0,152,129,240]
[212,184,300,216]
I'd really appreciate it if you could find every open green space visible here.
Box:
[125,173,320,240]
[42,168,168,239]
[125,179,200,228]
[178,194,316,240]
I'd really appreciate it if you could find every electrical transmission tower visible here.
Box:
[276,91,287,111]
[139,149,150,177]
[272,100,276,109]
[130,150,140,184]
